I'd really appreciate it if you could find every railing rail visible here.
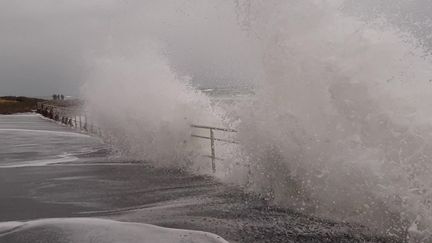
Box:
[191,124,238,133]
[36,102,98,135]
[191,124,238,173]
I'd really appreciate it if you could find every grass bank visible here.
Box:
[0,96,45,114]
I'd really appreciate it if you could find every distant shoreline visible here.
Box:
[0,96,83,115]
[0,96,45,115]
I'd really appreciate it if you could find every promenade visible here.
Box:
[0,114,400,242]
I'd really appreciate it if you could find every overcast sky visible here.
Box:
[0,0,261,97]
[0,1,117,96]
[1,0,431,97]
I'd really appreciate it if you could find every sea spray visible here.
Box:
[231,0,432,240]
[81,0,432,241]
[83,42,226,170]
[82,0,255,170]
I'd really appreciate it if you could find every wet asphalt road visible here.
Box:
[0,161,402,243]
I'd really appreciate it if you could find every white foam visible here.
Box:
[0,129,90,138]
[0,154,78,168]
[0,218,228,243]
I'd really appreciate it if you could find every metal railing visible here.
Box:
[191,124,238,173]
[36,102,101,136]
[37,102,238,173]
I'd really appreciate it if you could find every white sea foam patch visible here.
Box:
[0,154,78,168]
[0,218,228,243]
[0,129,90,138]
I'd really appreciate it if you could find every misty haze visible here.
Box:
[1,1,432,243]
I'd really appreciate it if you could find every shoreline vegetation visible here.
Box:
[0,96,83,114]
[0,96,45,114]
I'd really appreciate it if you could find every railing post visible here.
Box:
[90,118,93,133]
[79,115,82,130]
[210,128,216,173]
[191,124,238,174]
[84,113,87,131]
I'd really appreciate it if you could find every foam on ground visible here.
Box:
[0,129,90,137]
[0,154,78,168]
[0,218,228,243]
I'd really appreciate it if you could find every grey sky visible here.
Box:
[1,0,431,97]
[0,1,114,96]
